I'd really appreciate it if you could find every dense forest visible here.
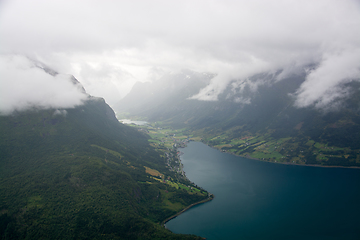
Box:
[0,98,207,239]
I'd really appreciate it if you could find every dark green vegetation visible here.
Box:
[0,98,208,239]
[115,70,360,167]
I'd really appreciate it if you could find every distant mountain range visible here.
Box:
[115,69,360,167]
[0,65,205,239]
[114,69,214,115]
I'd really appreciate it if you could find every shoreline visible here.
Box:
[202,141,360,169]
[241,152,360,169]
[161,194,214,227]
[162,140,358,229]
[169,139,359,229]
[161,143,214,228]
[120,120,359,169]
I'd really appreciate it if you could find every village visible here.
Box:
[137,123,191,179]
[120,120,199,185]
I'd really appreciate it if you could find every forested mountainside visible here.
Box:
[0,90,207,239]
[115,70,360,167]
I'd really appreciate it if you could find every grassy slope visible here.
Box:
[198,126,360,166]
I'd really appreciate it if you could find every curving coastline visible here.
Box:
[160,143,215,228]
[161,194,214,227]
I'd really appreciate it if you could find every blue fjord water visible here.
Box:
[165,141,360,240]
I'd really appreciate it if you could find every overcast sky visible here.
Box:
[0,0,359,112]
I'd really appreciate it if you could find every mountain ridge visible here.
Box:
[114,69,360,166]
[0,65,207,239]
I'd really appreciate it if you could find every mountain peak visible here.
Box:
[0,55,88,115]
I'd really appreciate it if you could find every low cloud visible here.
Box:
[53,109,67,116]
[0,0,359,109]
[294,49,360,108]
[77,62,138,105]
[0,55,88,115]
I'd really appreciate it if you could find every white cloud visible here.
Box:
[53,109,67,116]
[0,0,359,108]
[294,48,360,108]
[0,55,87,115]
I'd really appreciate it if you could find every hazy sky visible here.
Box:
[0,0,359,111]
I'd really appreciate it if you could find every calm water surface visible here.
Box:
[165,142,360,240]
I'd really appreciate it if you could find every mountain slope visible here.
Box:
[0,73,206,239]
[114,69,213,118]
[115,70,360,166]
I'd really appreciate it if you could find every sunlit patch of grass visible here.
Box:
[190,136,202,141]
[216,144,233,149]
[145,166,163,178]
[91,144,122,159]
